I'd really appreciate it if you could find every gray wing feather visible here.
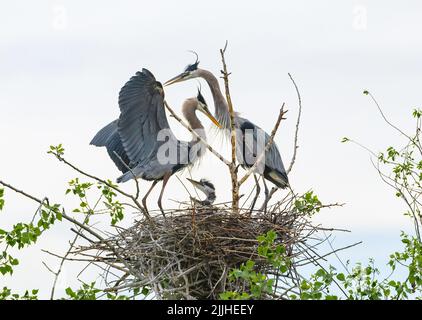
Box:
[237,116,288,180]
[117,68,175,166]
[90,119,119,147]
[90,120,132,173]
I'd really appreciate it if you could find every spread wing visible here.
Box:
[90,119,132,173]
[117,68,177,166]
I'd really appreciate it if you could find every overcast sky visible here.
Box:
[1,0,421,297]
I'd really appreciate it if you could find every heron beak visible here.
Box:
[164,72,187,86]
[206,113,222,129]
[186,178,201,187]
[199,107,222,128]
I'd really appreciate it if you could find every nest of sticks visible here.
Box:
[76,195,330,300]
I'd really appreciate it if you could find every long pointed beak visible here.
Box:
[201,109,222,128]
[186,178,201,187]
[164,73,186,86]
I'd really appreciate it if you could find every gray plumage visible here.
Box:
[91,68,221,214]
[117,69,176,172]
[238,118,289,188]
[164,64,289,189]
[90,119,132,174]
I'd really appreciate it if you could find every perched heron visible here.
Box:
[91,68,221,214]
[186,178,216,205]
[164,58,289,209]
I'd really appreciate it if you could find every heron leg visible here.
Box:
[157,172,171,218]
[249,174,261,214]
[142,180,159,213]
[259,187,278,213]
[263,178,269,213]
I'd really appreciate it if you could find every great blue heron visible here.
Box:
[91,68,221,214]
[186,178,216,205]
[164,59,289,209]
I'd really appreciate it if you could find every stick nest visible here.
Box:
[82,201,316,300]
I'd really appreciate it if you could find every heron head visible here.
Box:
[195,88,221,128]
[164,54,200,86]
[186,178,216,204]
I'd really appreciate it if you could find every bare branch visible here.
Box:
[112,151,140,200]
[48,151,152,223]
[0,179,139,276]
[287,73,303,174]
[49,197,98,300]
[367,91,412,141]
[220,41,240,212]
[0,180,44,204]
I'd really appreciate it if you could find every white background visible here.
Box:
[0,0,421,298]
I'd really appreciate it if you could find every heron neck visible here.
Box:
[182,99,207,143]
[186,112,207,161]
[197,69,231,129]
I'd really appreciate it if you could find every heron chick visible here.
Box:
[186,178,216,205]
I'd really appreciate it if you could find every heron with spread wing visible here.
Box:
[91,68,221,214]
[164,57,289,209]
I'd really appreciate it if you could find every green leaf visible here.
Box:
[315,268,326,278]
[412,108,422,119]
[336,273,346,281]
[300,281,310,290]
[0,188,4,211]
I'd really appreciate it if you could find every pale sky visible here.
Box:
[1,0,421,298]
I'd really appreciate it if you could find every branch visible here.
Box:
[112,151,140,200]
[164,100,230,166]
[295,241,362,267]
[0,180,105,242]
[220,41,240,212]
[259,187,278,212]
[287,73,303,174]
[48,151,152,223]
[0,179,139,276]
[50,192,101,299]
[0,180,43,204]
[367,90,422,155]
[366,91,411,140]
[238,103,287,186]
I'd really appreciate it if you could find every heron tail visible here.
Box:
[264,168,289,189]
[116,171,133,183]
